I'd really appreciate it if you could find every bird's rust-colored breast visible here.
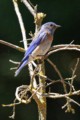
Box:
[47,32,53,41]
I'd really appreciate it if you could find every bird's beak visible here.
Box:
[56,25,61,28]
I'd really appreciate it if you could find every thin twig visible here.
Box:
[37,90,80,99]
[47,58,67,93]
[47,58,73,112]
[70,58,80,92]
[9,59,20,64]
[10,67,17,70]
[12,0,27,50]
[62,96,80,110]
[15,85,31,104]
[12,0,36,85]
[22,0,36,16]
[48,44,80,57]
[0,39,25,52]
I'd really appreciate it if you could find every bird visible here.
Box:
[15,22,61,77]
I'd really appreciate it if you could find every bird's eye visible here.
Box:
[50,24,53,27]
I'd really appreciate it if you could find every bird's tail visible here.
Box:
[14,69,21,77]
[14,60,27,77]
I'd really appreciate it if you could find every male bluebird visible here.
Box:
[15,22,61,76]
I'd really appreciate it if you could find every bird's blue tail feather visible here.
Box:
[14,60,28,77]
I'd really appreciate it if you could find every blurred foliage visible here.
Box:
[0,0,80,120]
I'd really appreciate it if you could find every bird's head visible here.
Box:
[41,22,61,35]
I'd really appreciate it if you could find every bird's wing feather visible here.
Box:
[21,31,48,63]
[17,31,48,69]
[15,31,48,76]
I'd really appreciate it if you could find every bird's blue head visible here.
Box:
[41,22,61,35]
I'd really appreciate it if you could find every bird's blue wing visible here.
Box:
[14,31,48,77]
[15,31,48,75]
[22,31,47,63]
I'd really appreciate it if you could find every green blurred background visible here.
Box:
[0,0,80,120]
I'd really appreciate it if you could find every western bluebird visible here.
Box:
[15,22,61,76]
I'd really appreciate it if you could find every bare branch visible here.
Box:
[47,58,67,93]
[62,96,80,109]
[72,58,79,76]
[10,67,17,70]
[12,0,37,87]
[22,0,36,16]
[37,90,80,99]
[9,59,20,64]
[12,0,27,50]
[70,58,80,92]
[0,39,25,52]
[48,44,80,57]
[15,85,31,104]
